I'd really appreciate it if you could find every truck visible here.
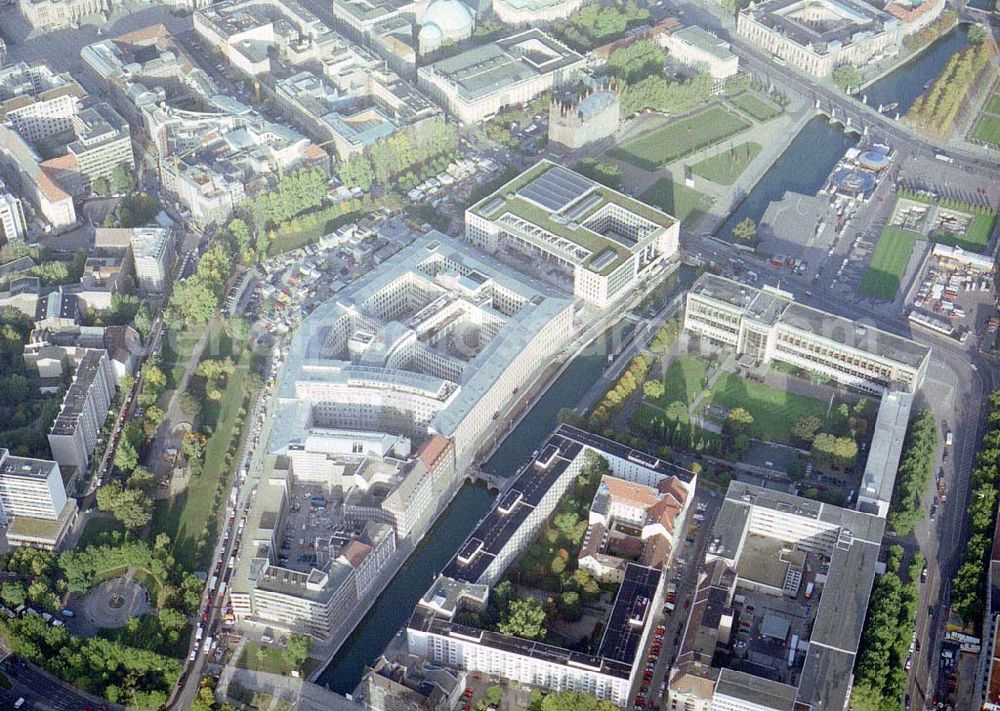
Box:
[202,636,213,655]
[938,478,947,502]
[945,431,953,447]
[804,582,814,600]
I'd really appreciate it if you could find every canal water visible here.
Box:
[862,24,971,116]
[319,317,641,693]
[716,116,858,242]
[318,264,699,693]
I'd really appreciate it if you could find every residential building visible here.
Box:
[0,39,6,67]
[466,161,679,308]
[407,426,696,707]
[882,0,946,35]
[660,25,739,80]
[362,657,465,711]
[580,473,691,583]
[683,273,931,393]
[417,29,584,123]
[0,450,77,550]
[548,82,620,151]
[24,324,141,382]
[736,0,903,77]
[271,230,575,465]
[328,0,421,46]
[667,481,885,711]
[130,227,175,293]
[0,62,132,204]
[82,27,325,227]
[193,0,347,77]
[47,349,116,471]
[0,178,27,243]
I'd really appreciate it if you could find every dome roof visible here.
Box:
[420,0,474,37]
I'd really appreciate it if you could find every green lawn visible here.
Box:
[161,328,203,389]
[657,356,709,405]
[152,349,256,571]
[237,643,296,675]
[707,373,833,443]
[77,516,124,548]
[933,211,996,252]
[730,93,782,122]
[690,143,762,185]
[860,226,920,301]
[611,107,751,170]
[971,113,1000,148]
[640,179,714,227]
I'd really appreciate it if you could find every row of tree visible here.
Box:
[550,0,649,51]
[339,118,459,191]
[589,354,652,429]
[248,168,327,233]
[165,242,233,330]
[950,389,1000,624]
[851,546,923,710]
[906,39,996,137]
[887,409,938,536]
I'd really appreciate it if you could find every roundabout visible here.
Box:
[81,576,151,628]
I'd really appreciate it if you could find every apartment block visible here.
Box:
[407,426,697,707]
[0,450,77,550]
[466,161,679,308]
[684,273,931,393]
[130,227,175,293]
[47,349,116,471]
[0,179,27,243]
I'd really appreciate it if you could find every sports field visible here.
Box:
[860,226,919,300]
[691,142,762,185]
[611,107,750,170]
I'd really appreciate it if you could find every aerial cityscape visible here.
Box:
[0,0,995,706]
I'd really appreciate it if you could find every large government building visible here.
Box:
[736,0,903,76]
[683,274,930,393]
[466,161,679,308]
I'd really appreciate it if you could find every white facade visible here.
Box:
[0,450,68,522]
[417,29,584,123]
[130,227,175,293]
[467,161,679,309]
[661,26,739,80]
[0,185,26,243]
[684,274,930,393]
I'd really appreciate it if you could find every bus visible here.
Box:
[934,151,954,163]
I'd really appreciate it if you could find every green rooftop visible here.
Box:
[469,160,675,276]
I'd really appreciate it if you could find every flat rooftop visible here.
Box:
[470,160,675,276]
[0,452,57,480]
[50,350,107,436]
[744,0,894,55]
[858,389,913,511]
[690,273,930,369]
[424,29,582,102]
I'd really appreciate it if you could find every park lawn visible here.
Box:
[690,143,762,186]
[640,179,714,227]
[707,372,832,444]
[860,226,920,300]
[237,643,297,675]
[152,350,255,571]
[611,107,750,170]
[631,402,724,452]
[971,113,1000,148]
[161,327,204,389]
[933,212,996,252]
[985,93,1000,115]
[730,93,782,122]
[77,516,125,548]
[658,356,709,405]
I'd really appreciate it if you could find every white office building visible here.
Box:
[0,180,26,243]
[684,273,931,393]
[467,161,679,308]
[0,449,78,550]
